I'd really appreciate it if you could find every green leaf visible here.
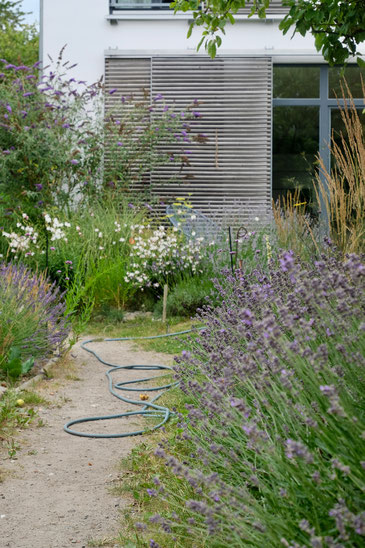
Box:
[357,56,365,68]
[5,346,22,379]
[196,35,205,52]
[21,357,35,375]
[207,41,217,59]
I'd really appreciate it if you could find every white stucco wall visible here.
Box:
[41,0,322,85]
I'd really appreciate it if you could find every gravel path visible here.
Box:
[0,337,172,548]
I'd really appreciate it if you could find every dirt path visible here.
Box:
[0,337,172,548]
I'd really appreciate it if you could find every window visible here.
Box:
[273,65,365,210]
[110,0,172,11]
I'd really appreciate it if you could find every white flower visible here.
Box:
[254,217,260,222]
[64,222,71,228]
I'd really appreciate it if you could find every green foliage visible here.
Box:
[0,389,38,447]
[3,346,34,380]
[173,0,365,65]
[154,276,217,318]
[0,23,38,67]
[0,1,26,30]
[280,0,365,66]
[0,0,38,68]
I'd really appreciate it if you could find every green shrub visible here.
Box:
[154,276,217,318]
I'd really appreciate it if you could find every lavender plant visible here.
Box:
[0,263,70,379]
[145,247,365,547]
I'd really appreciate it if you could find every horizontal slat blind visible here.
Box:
[105,56,272,223]
[104,57,151,193]
[150,56,272,221]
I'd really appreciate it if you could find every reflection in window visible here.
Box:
[329,66,365,98]
[331,108,365,168]
[273,106,319,205]
[273,66,320,98]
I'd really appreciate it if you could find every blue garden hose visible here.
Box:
[63,329,194,439]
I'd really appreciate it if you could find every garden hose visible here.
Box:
[63,329,194,439]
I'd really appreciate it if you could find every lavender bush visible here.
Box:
[0,263,70,378]
[146,247,365,547]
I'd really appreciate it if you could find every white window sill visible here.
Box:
[106,12,286,22]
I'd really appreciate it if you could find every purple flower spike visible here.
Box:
[70,159,79,165]
[109,88,118,94]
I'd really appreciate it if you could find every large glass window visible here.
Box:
[273,65,365,212]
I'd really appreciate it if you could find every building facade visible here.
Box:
[40,0,364,218]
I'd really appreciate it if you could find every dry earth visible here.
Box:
[0,337,172,548]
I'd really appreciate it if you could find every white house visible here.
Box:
[40,0,364,219]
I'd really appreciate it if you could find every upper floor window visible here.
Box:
[110,0,172,10]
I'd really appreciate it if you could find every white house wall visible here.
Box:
[41,0,322,84]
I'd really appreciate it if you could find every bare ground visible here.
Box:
[0,337,172,548]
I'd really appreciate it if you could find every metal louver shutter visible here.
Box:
[104,57,151,193]
[104,55,272,222]
[150,56,272,221]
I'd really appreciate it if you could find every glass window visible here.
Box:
[273,66,320,98]
[329,66,365,98]
[273,106,319,204]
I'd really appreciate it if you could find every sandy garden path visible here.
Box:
[0,337,172,548]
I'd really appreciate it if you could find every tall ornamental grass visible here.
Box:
[314,82,365,256]
[146,248,365,547]
[0,263,70,377]
[272,189,320,261]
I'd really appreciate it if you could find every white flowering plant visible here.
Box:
[125,222,209,290]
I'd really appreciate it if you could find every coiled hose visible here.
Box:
[63,329,193,439]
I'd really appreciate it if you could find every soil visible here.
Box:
[0,337,172,548]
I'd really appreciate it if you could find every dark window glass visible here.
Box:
[330,108,365,167]
[273,66,320,98]
[273,106,319,204]
[329,66,365,98]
